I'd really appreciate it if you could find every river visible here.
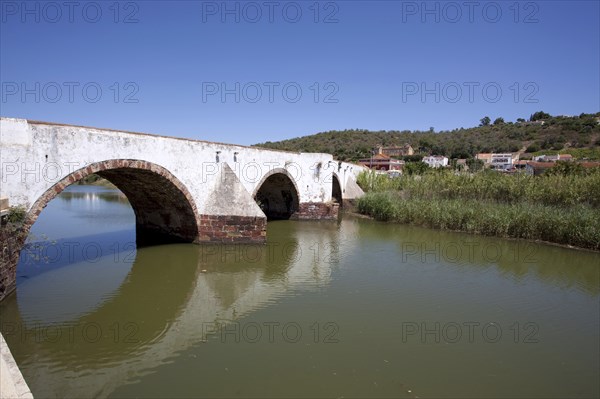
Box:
[0,185,598,398]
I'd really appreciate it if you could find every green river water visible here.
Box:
[0,185,598,398]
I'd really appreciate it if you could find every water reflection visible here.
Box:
[0,187,598,398]
[27,185,134,243]
[3,219,355,398]
[17,230,135,284]
[57,189,129,205]
[355,221,600,296]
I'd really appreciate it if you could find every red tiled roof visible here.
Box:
[372,154,391,160]
[526,162,555,168]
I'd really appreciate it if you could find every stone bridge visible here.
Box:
[0,117,364,300]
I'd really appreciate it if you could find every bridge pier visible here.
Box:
[0,223,27,302]
[293,202,339,220]
[198,215,266,243]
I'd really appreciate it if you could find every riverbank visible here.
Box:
[356,170,600,251]
[76,174,118,189]
[1,333,33,399]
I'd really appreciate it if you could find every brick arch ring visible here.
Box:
[24,159,201,242]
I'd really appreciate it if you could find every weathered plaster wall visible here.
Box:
[0,118,346,213]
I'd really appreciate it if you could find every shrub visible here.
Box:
[7,206,27,224]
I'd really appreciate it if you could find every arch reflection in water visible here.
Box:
[2,217,356,398]
[15,185,136,322]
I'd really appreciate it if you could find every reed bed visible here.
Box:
[356,169,600,250]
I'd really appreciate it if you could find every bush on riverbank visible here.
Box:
[77,174,118,189]
[356,170,600,250]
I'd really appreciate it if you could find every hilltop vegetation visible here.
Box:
[255,112,600,161]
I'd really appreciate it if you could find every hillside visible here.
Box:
[254,112,600,161]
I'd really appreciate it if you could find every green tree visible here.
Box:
[493,117,505,125]
[418,138,433,153]
[530,111,551,121]
[480,116,491,126]
[404,161,429,175]
[545,161,585,176]
[466,158,484,172]
[403,154,424,162]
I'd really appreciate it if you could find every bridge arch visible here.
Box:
[26,159,200,246]
[252,168,300,220]
[332,173,342,207]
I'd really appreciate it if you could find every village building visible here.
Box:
[358,154,404,171]
[525,162,555,176]
[514,160,529,170]
[376,144,414,157]
[422,155,449,168]
[476,153,520,171]
[533,154,574,162]
[476,153,493,164]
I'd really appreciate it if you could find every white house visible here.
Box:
[533,154,573,162]
[490,153,518,171]
[477,153,519,171]
[422,155,448,168]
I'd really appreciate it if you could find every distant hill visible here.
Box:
[254,112,600,161]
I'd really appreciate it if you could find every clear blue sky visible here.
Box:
[1,0,599,145]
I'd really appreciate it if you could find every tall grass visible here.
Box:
[356,169,600,250]
[357,169,600,208]
[356,171,403,192]
[358,193,600,250]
